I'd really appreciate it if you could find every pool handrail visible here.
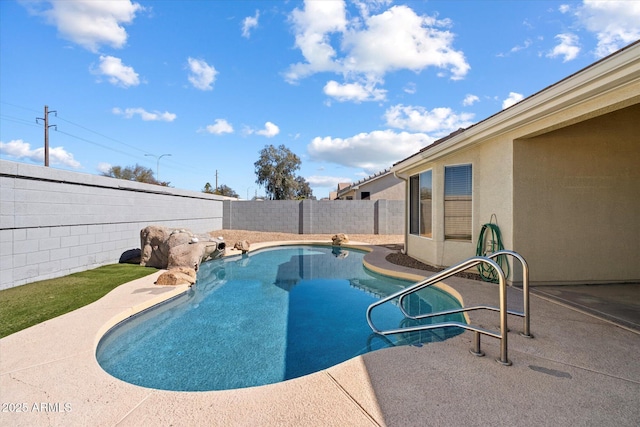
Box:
[486,250,531,338]
[396,250,532,338]
[366,255,516,365]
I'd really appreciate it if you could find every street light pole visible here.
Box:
[145,153,172,182]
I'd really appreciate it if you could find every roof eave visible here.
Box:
[392,40,640,175]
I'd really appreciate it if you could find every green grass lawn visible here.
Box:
[0,264,157,339]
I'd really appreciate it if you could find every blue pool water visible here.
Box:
[97,246,465,391]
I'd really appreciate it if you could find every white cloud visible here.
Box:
[0,139,81,168]
[547,33,581,62]
[97,162,112,173]
[256,122,280,138]
[510,39,533,53]
[24,0,143,52]
[242,10,259,38]
[287,0,347,81]
[308,130,431,173]
[323,80,387,102]
[112,107,176,122]
[497,39,533,58]
[306,175,353,188]
[576,0,640,57]
[403,82,417,94]
[187,57,217,91]
[352,0,393,18]
[384,104,474,135]
[559,4,571,14]
[286,1,469,87]
[502,92,524,109]
[93,55,140,87]
[344,6,469,79]
[205,119,234,135]
[462,94,479,106]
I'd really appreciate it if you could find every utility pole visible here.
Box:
[36,105,57,167]
[215,170,218,190]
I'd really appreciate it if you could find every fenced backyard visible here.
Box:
[0,160,404,289]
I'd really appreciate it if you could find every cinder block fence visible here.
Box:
[223,199,404,235]
[0,160,405,290]
[0,161,225,289]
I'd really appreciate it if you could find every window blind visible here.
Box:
[444,165,472,240]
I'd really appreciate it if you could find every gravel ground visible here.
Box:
[208,229,482,281]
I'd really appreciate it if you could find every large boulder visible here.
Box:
[140,226,172,268]
[155,267,197,286]
[139,226,226,280]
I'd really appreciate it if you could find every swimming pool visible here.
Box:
[96,245,465,391]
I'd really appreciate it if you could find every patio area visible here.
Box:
[1,242,639,426]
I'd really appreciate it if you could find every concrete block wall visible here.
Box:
[0,160,224,290]
[305,199,376,234]
[223,199,404,236]
[223,200,301,233]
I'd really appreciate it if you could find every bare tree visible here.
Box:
[102,164,170,186]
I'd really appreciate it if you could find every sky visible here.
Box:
[1,1,639,199]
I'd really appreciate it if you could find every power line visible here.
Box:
[1,101,221,183]
[56,114,151,156]
[55,129,148,160]
[0,114,42,129]
[0,101,41,114]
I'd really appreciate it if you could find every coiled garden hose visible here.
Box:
[476,223,509,282]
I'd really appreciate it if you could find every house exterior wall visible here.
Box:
[0,160,224,289]
[336,173,404,200]
[513,104,640,284]
[395,42,639,285]
[355,175,404,200]
[403,138,514,268]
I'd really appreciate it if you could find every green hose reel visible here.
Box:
[476,220,509,282]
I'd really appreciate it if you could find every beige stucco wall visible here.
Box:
[397,44,639,283]
[405,137,515,269]
[513,103,640,284]
[338,174,404,200]
[357,175,404,200]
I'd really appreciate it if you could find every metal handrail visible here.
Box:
[367,256,512,365]
[396,250,532,338]
[486,250,532,338]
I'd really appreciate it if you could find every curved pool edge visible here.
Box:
[12,241,633,425]
[92,273,191,352]
[222,239,375,257]
[92,240,469,361]
[92,241,469,393]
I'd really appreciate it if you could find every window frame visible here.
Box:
[443,163,473,241]
[409,169,433,239]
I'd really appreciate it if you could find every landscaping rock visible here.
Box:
[156,267,197,286]
[140,226,172,268]
[234,240,250,253]
[331,233,349,245]
[139,226,226,277]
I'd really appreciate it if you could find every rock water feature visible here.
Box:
[139,226,226,286]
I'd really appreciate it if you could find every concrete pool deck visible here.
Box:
[1,242,639,426]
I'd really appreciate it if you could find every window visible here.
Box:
[409,170,432,238]
[360,192,370,200]
[444,164,472,240]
